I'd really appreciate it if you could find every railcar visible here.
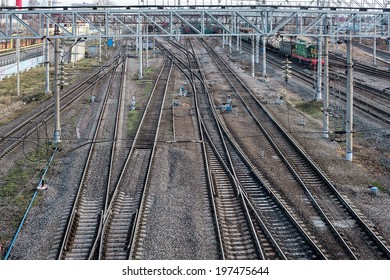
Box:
[265,36,322,69]
[205,24,223,34]
[239,26,253,42]
[182,23,222,34]
[289,39,318,68]
[280,39,296,59]
[182,23,201,34]
[266,36,281,53]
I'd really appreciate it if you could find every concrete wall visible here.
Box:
[0,55,44,81]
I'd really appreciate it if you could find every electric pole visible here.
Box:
[345,32,353,161]
[53,25,61,144]
[323,34,330,138]
[315,28,323,101]
[16,37,20,97]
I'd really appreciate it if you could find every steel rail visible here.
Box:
[185,40,265,259]
[171,38,319,259]
[158,41,226,259]
[0,56,121,160]
[56,58,124,259]
[161,39,330,259]
[128,58,172,259]
[203,38,390,259]
[241,42,390,126]
[90,60,128,260]
[183,39,226,259]
[191,39,325,259]
[88,56,170,259]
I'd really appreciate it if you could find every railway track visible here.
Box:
[353,42,390,66]
[328,81,390,126]
[204,134,265,259]
[203,118,327,260]
[191,40,269,259]
[0,56,123,162]
[44,38,388,260]
[164,38,331,259]
[242,43,390,126]
[163,40,268,259]
[200,39,390,260]
[191,41,328,260]
[97,57,172,260]
[0,44,43,67]
[49,58,126,260]
[328,52,390,79]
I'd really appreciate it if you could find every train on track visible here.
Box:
[181,23,223,34]
[240,27,323,69]
[265,35,323,69]
[175,22,323,69]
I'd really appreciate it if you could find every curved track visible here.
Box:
[165,39,331,259]
[0,56,122,161]
[201,38,390,260]
[241,42,390,126]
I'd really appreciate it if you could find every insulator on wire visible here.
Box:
[283,58,292,83]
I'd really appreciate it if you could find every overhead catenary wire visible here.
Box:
[22,119,50,163]
[227,41,389,192]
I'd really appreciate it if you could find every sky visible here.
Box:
[7,0,389,7]
[60,1,267,4]
[6,0,357,8]
[15,0,291,6]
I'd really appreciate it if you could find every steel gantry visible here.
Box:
[0,5,389,40]
[1,4,389,157]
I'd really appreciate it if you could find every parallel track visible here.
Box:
[353,42,390,66]
[0,56,122,161]
[242,42,390,126]
[164,40,266,259]
[50,58,125,259]
[99,57,172,260]
[201,39,390,260]
[328,52,390,79]
[173,39,328,259]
